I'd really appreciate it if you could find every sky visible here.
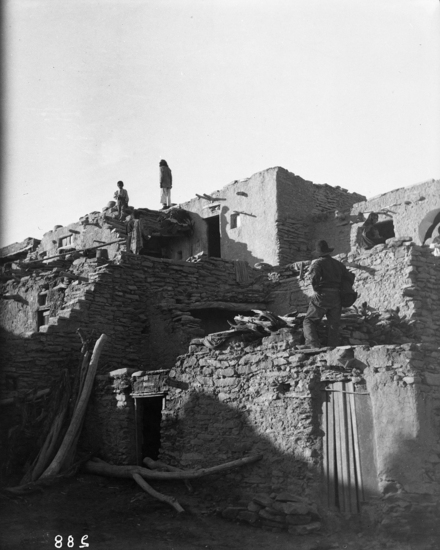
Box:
[2,0,440,247]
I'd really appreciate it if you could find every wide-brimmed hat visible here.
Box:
[315,240,334,254]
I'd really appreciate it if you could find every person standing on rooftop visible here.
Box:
[114,180,129,220]
[159,160,172,210]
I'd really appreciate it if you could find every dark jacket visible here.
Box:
[160,166,172,189]
[309,255,352,292]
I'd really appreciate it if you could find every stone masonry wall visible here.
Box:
[0,252,267,471]
[160,340,440,533]
[266,240,440,348]
[160,340,324,506]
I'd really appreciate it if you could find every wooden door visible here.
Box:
[322,381,377,514]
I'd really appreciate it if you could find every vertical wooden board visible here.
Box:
[349,382,365,501]
[334,382,345,514]
[340,382,351,514]
[134,398,141,466]
[354,392,378,501]
[346,383,359,514]
[327,390,336,509]
[322,392,329,505]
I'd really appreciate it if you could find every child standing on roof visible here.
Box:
[159,160,172,209]
[114,180,129,220]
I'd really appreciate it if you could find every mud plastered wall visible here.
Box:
[180,168,280,267]
[160,341,440,534]
[350,179,440,246]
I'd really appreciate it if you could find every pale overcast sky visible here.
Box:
[2,0,439,246]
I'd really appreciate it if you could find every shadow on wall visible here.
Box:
[311,212,353,259]
[161,386,385,531]
[420,208,440,244]
[162,389,325,509]
[0,327,82,484]
[220,206,265,267]
[373,438,440,540]
[161,384,438,539]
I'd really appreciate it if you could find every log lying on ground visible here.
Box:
[40,334,108,479]
[132,473,184,513]
[84,454,263,480]
[143,457,193,492]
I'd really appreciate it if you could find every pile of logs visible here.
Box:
[7,331,108,493]
[197,303,415,350]
[201,310,304,349]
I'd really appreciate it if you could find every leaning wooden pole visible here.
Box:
[84,454,263,480]
[40,334,108,479]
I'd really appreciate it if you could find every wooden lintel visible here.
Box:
[188,302,267,311]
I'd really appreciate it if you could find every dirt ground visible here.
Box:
[1,474,439,550]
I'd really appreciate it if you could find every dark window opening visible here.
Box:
[374,220,395,240]
[230,213,240,229]
[358,218,395,249]
[176,250,183,260]
[191,308,254,335]
[38,294,47,306]
[37,310,50,329]
[206,215,221,258]
[139,396,163,462]
[59,235,73,248]
[139,236,166,258]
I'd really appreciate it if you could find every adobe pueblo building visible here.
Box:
[1,167,439,536]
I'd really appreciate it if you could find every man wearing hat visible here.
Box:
[303,240,353,349]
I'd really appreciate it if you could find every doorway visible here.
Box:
[134,395,164,464]
[206,215,221,258]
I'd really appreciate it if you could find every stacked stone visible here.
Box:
[312,184,365,216]
[160,342,348,508]
[340,241,440,347]
[81,370,137,465]
[222,491,321,535]
[276,218,311,265]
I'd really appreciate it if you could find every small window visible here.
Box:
[176,251,183,260]
[37,310,50,329]
[59,235,73,248]
[230,213,240,229]
[38,293,47,306]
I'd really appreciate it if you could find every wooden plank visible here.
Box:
[134,398,142,466]
[338,381,350,514]
[327,390,336,509]
[322,392,328,506]
[346,383,359,514]
[188,302,267,311]
[334,382,345,513]
[348,381,364,501]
